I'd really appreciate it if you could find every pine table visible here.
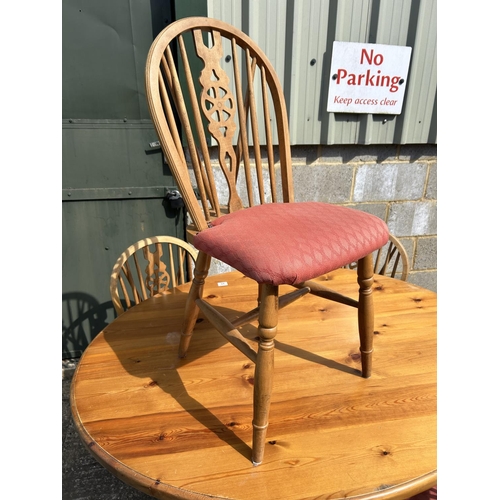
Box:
[71,269,437,499]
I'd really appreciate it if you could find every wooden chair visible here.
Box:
[345,233,409,281]
[375,234,409,280]
[110,236,198,316]
[145,17,390,465]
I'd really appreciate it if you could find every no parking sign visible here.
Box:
[327,41,412,114]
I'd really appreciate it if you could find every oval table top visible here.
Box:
[71,269,437,500]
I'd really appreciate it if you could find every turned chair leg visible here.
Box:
[252,283,279,466]
[178,251,211,358]
[357,254,374,378]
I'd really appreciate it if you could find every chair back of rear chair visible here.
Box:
[110,236,198,316]
[344,234,409,281]
[374,233,409,281]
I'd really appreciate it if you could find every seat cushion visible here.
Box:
[193,202,389,286]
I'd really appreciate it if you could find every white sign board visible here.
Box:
[327,41,412,114]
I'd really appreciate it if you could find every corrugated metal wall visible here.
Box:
[204,0,436,145]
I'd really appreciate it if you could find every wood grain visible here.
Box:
[71,269,436,499]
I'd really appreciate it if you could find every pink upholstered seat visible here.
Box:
[194,202,389,286]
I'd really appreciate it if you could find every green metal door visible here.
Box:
[62,0,183,357]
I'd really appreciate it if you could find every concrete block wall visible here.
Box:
[193,144,437,292]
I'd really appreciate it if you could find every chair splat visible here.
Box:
[194,29,243,213]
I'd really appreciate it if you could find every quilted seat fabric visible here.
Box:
[193,202,389,286]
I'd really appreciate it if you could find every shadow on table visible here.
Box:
[102,282,365,465]
[103,288,255,462]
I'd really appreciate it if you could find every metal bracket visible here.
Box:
[62,186,178,201]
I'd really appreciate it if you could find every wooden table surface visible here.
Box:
[71,269,437,500]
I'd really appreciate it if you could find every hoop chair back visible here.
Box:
[145,16,294,237]
[374,234,409,280]
[345,234,409,281]
[110,236,198,316]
